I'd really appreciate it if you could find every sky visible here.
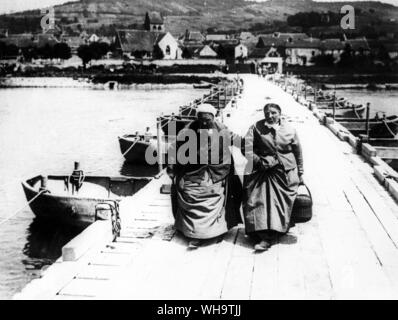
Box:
[0,0,397,14]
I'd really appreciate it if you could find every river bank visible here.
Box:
[0,74,226,89]
[286,65,398,87]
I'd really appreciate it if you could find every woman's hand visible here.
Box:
[166,166,175,180]
[260,155,279,170]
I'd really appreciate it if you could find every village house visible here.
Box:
[182,44,218,59]
[205,35,239,48]
[60,35,88,54]
[1,33,36,49]
[345,37,371,56]
[112,12,182,60]
[235,43,249,61]
[383,42,398,60]
[115,29,181,60]
[180,30,205,45]
[0,29,9,38]
[248,46,283,74]
[249,46,281,59]
[88,33,100,43]
[205,34,229,42]
[156,32,182,59]
[285,38,322,66]
[79,30,89,39]
[215,42,249,63]
[238,32,255,42]
[252,32,308,58]
[181,44,202,58]
[320,38,345,59]
[256,35,288,58]
[196,45,218,58]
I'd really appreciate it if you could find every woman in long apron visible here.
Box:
[167,104,242,249]
[243,102,304,251]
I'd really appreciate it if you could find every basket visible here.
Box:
[292,184,313,223]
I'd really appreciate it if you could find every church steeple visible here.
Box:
[144,12,165,32]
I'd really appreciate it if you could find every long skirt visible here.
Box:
[243,165,299,234]
[171,168,242,239]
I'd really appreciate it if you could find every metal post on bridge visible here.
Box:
[218,86,221,110]
[156,117,162,174]
[224,84,227,108]
[332,90,336,120]
[365,102,371,140]
[284,73,287,91]
[304,84,307,100]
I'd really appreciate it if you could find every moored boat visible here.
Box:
[321,103,366,119]
[366,138,398,147]
[316,98,347,107]
[118,134,157,164]
[370,116,398,139]
[160,115,195,136]
[193,82,213,89]
[337,115,398,138]
[22,174,152,228]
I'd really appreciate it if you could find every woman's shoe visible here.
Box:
[254,240,271,252]
[188,239,202,249]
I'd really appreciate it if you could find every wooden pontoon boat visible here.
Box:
[337,115,398,138]
[22,173,151,228]
[321,103,366,119]
[118,134,157,164]
[193,82,213,89]
[159,115,195,136]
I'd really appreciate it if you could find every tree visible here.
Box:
[182,47,192,59]
[311,54,334,67]
[132,50,146,59]
[153,45,164,60]
[338,43,354,67]
[0,42,6,58]
[53,43,71,60]
[21,46,39,61]
[6,44,19,57]
[38,44,54,59]
[77,42,110,68]
[89,42,110,59]
[97,42,110,57]
[287,11,340,30]
[77,44,92,68]
[144,12,150,31]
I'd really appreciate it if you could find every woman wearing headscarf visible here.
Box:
[242,102,304,251]
[167,104,243,249]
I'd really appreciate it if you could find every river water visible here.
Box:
[0,86,206,299]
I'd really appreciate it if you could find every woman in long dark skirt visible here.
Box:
[242,102,304,251]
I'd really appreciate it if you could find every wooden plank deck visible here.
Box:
[15,75,398,300]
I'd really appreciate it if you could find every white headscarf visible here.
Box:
[197,103,216,116]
